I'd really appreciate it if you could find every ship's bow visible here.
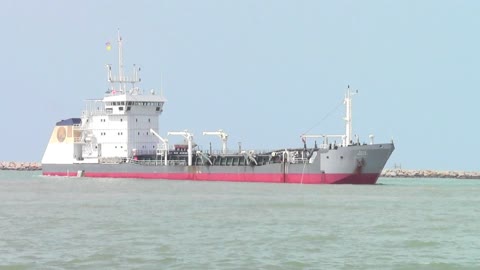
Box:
[322,143,395,184]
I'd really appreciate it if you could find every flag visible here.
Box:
[105,42,112,51]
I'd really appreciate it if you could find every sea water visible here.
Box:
[0,171,479,269]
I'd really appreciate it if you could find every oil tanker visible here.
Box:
[42,33,394,184]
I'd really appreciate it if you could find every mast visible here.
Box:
[117,30,124,93]
[344,85,358,146]
[105,31,141,95]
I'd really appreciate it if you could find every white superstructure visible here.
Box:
[42,31,166,165]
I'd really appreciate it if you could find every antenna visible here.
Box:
[106,64,112,83]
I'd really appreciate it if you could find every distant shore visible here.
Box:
[1,162,480,179]
[381,169,480,179]
[0,161,41,171]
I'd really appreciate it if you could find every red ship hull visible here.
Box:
[43,171,381,184]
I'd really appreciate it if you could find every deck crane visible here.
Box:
[202,129,228,154]
[300,134,346,148]
[168,130,194,166]
[149,129,168,165]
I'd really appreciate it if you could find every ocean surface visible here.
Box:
[1,171,479,269]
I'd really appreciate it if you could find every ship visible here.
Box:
[42,33,394,184]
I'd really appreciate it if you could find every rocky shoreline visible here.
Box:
[0,161,42,171]
[381,169,480,179]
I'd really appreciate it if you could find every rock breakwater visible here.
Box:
[382,169,480,179]
[0,161,42,171]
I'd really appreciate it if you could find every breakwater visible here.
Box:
[0,161,41,171]
[381,169,480,179]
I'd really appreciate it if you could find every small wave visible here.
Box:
[403,239,441,248]
[393,262,477,270]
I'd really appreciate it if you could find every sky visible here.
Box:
[1,0,479,171]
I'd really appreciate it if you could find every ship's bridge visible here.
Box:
[102,92,166,115]
[78,91,167,160]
